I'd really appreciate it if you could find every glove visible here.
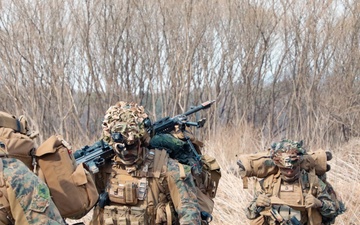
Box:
[256,193,271,207]
[305,194,323,208]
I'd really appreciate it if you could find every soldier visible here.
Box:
[0,143,66,225]
[245,139,338,225]
[90,101,202,225]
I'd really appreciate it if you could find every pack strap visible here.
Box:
[177,163,186,179]
[0,113,26,134]
[306,169,322,225]
[165,202,172,225]
[0,159,4,187]
[153,149,168,178]
[242,177,249,189]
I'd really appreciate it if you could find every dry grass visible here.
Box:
[67,124,357,225]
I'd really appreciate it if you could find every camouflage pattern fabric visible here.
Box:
[270,139,306,155]
[3,158,65,225]
[102,101,148,146]
[166,157,201,225]
[149,133,199,168]
[270,139,306,168]
[245,170,338,224]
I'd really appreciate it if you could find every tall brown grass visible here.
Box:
[67,124,355,225]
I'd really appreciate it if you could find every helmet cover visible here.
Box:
[270,139,305,168]
[102,101,148,147]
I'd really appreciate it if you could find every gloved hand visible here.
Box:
[305,194,323,208]
[256,193,271,207]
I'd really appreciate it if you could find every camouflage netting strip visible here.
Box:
[102,101,148,146]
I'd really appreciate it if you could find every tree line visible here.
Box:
[1,0,359,149]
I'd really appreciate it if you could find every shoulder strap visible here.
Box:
[0,159,4,187]
[153,149,168,178]
[177,163,186,179]
[303,169,322,225]
[305,169,319,195]
[260,171,281,195]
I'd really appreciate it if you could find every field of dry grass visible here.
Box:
[67,125,357,225]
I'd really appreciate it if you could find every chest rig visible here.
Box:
[104,149,173,225]
[260,170,321,225]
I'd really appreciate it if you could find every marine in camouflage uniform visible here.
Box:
[0,147,65,225]
[90,101,202,225]
[245,140,337,225]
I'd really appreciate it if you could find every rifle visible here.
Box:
[73,140,114,174]
[270,207,301,225]
[147,100,215,174]
[147,100,215,135]
[74,100,215,174]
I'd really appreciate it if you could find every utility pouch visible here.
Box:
[36,135,99,219]
[108,180,139,205]
[129,207,146,225]
[201,155,221,198]
[104,205,128,225]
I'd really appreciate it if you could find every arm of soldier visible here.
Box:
[245,191,261,219]
[245,180,269,220]
[166,159,202,225]
[3,158,66,225]
[315,178,337,218]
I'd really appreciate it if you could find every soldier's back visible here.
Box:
[0,157,65,225]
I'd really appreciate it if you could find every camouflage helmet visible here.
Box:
[270,139,306,168]
[102,101,149,146]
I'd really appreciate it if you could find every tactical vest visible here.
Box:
[95,149,177,225]
[259,170,322,225]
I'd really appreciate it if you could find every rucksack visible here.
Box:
[236,148,330,188]
[237,148,345,224]
[0,111,98,219]
[0,111,36,170]
[35,135,99,219]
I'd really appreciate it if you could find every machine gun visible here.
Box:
[74,100,215,174]
[147,100,215,175]
[147,100,215,135]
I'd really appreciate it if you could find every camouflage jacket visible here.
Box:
[0,157,65,225]
[245,169,337,225]
[91,148,202,225]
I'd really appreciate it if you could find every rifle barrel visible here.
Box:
[184,100,215,116]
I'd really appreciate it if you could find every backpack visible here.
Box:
[35,135,99,219]
[0,111,98,219]
[236,148,330,188]
[0,111,36,170]
[237,148,345,224]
